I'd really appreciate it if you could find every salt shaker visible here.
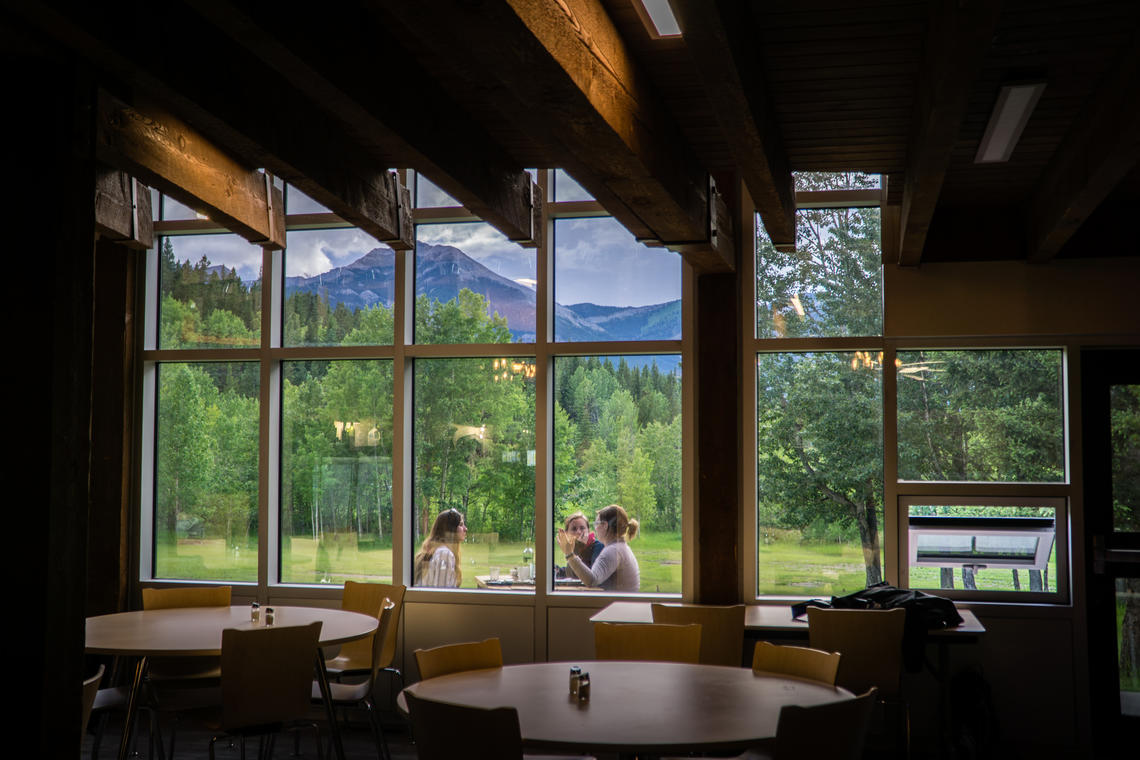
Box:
[569,665,582,697]
[250,601,261,624]
[577,672,590,702]
[265,606,275,625]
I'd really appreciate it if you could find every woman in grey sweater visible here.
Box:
[558,504,640,592]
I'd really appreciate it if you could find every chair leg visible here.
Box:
[364,697,391,760]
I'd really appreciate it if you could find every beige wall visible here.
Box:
[885,257,1140,338]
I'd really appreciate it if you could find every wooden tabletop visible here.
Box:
[590,601,986,638]
[401,660,852,754]
[85,605,378,656]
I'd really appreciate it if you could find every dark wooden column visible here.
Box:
[87,238,141,617]
[11,56,97,755]
[692,179,744,604]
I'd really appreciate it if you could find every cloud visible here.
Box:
[167,234,264,281]
[553,218,681,306]
[417,222,517,261]
[285,228,382,278]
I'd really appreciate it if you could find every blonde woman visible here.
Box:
[414,508,467,587]
[558,505,640,592]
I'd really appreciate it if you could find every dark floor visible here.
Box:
[83,706,419,760]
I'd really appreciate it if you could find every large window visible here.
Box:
[154,361,260,581]
[752,173,884,597]
[750,173,1071,602]
[143,169,685,595]
[756,352,883,596]
[280,360,394,584]
[895,349,1068,601]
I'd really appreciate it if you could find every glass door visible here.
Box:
[1082,348,1140,754]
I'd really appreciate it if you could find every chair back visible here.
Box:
[593,622,702,663]
[651,603,745,666]
[752,641,841,685]
[404,691,523,760]
[80,664,104,749]
[772,687,878,760]
[366,599,396,684]
[808,607,905,696]
[337,581,405,670]
[142,585,231,610]
[414,637,503,681]
[220,621,322,732]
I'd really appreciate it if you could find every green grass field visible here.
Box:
[156,530,1056,597]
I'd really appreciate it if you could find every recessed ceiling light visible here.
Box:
[634,0,682,39]
[975,83,1046,163]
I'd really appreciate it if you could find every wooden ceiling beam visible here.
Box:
[669,0,796,252]
[183,0,541,248]
[94,168,153,250]
[897,0,1002,266]
[1028,34,1140,262]
[376,0,733,272]
[96,91,286,249]
[10,1,413,249]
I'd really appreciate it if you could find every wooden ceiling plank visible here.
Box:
[670,0,795,250]
[898,0,1003,266]
[182,0,543,247]
[95,91,286,249]
[1028,34,1140,262]
[376,0,732,272]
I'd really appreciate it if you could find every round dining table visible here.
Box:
[86,605,378,760]
[401,660,853,755]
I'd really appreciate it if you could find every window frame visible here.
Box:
[139,169,690,605]
[744,180,1074,606]
[898,494,1069,604]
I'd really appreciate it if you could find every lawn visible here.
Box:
[156,531,1058,598]
[155,532,685,592]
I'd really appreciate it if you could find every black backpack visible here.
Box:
[792,582,963,671]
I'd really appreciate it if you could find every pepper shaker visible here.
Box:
[569,665,582,697]
[577,672,590,702]
[250,601,261,624]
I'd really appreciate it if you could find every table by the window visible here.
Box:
[400,660,852,755]
[591,601,985,755]
[86,605,377,760]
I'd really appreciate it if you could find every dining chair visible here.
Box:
[808,607,908,756]
[751,641,841,685]
[325,581,406,686]
[741,686,879,760]
[142,585,232,681]
[81,664,105,753]
[651,603,746,666]
[404,691,594,760]
[414,637,503,681]
[141,585,233,758]
[206,621,324,760]
[593,622,702,663]
[311,598,396,760]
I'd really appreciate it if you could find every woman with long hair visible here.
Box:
[557,504,639,592]
[414,508,467,587]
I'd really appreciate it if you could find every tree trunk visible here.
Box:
[940,567,955,589]
[1011,570,1021,590]
[1120,579,1140,689]
[1029,569,1044,591]
[854,499,882,586]
[962,566,977,589]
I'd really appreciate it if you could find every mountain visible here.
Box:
[284,242,681,344]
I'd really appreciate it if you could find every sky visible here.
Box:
[161,182,683,308]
